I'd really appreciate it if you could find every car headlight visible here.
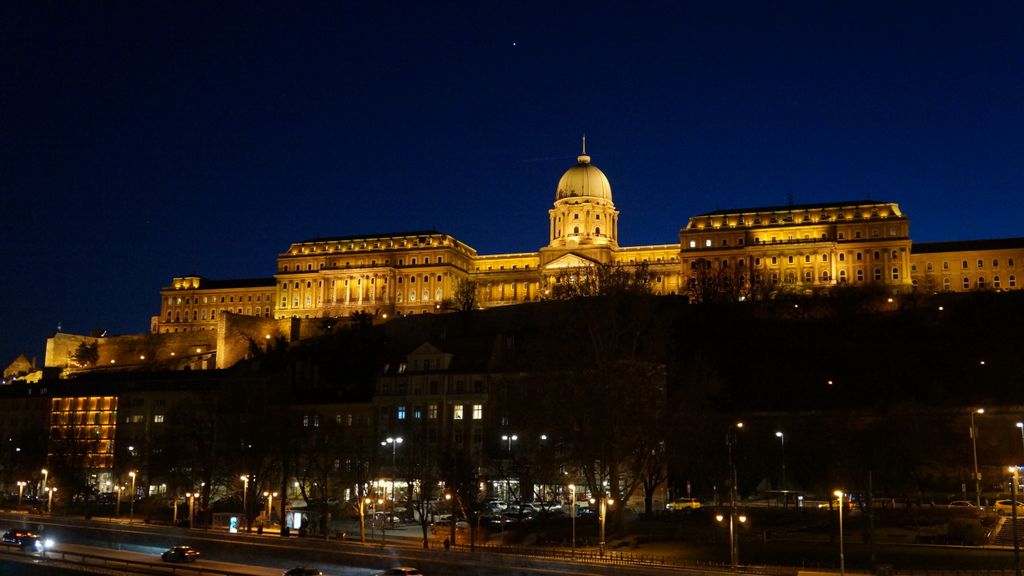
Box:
[43,538,54,549]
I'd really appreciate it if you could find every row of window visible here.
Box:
[382,379,483,393]
[165,307,270,322]
[169,293,270,306]
[281,255,447,273]
[388,403,483,421]
[124,414,165,423]
[919,258,1017,272]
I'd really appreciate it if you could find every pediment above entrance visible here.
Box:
[543,252,601,270]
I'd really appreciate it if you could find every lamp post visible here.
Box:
[1017,423,1024,460]
[593,496,613,557]
[834,490,846,576]
[128,471,137,524]
[115,485,122,517]
[40,468,48,496]
[359,497,370,543]
[16,481,26,508]
[240,474,249,531]
[501,434,518,508]
[775,431,787,507]
[382,436,403,526]
[726,422,744,567]
[185,491,196,529]
[568,484,576,558]
[47,486,56,514]
[264,491,277,525]
[1010,466,1022,576]
[970,408,984,508]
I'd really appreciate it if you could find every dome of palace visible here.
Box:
[555,153,612,202]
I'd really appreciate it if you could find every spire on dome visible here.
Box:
[578,134,590,164]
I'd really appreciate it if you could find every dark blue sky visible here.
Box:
[2,1,1022,365]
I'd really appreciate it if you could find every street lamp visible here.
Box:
[568,484,576,558]
[359,497,370,543]
[16,481,26,508]
[592,496,613,557]
[185,491,196,529]
[1016,423,1024,460]
[726,422,744,567]
[115,485,122,517]
[501,434,518,508]
[128,471,137,524]
[834,490,846,576]
[382,436,404,468]
[47,486,57,514]
[264,491,278,525]
[1009,466,1021,576]
[240,474,250,531]
[775,431,787,507]
[970,408,984,508]
[41,468,48,495]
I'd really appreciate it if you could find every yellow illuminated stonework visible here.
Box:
[680,201,913,292]
[49,396,118,469]
[143,144,1021,346]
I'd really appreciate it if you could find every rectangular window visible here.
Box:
[397,405,406,420]
[472,404,483,420]
[428,404,438,419]
[153,414,165,423]
[453,405,464,420]
[977,259,984,268]
[963,277,970,289]
[994,259,1000,268]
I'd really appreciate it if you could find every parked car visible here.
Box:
[948,500,977,509]
[994,500,1024,515]
[283,568,323,576]
[666,498,701,511]
[161,545,200,562]
[376,568,423,576]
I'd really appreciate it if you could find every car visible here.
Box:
[666,498,701,511]
[283,568,323,576]
[376,568,423,576]
[994,500,1024,515]
[161,545,200,562]
[948,500,977,509]
[1,530,47,551]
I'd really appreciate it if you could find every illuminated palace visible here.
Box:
[152,145,1024,335]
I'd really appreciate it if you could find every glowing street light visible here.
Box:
[834,490,846,576]
[1016,423,1024,460]
[568,484,577,558]
[264,491,278,525]
[726,421,744,567]
[970,408,984,508]
[185,491,196,529]
[47,486,57,514]
[240,474,250,531]
[359,497,371,543]
[775,431,787,506]
[591,496,614,557]
[16,481,26,508]
[128,471,137,524]
[501,434,518,508]
[382,436,403,468]
[40,468,48,494]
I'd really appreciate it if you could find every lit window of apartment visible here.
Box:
[397,406,406,420]
[472,405,483,420]
[453,405,464,420]
[428,404,438,419]
[153,414,164,423]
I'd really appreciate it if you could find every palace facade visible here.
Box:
[151,145,1024,335]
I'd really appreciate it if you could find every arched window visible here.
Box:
[838,270,847,283]
[573,226,579,234]
[595,227,601,235]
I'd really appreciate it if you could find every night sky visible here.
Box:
[3,1,1022,365]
